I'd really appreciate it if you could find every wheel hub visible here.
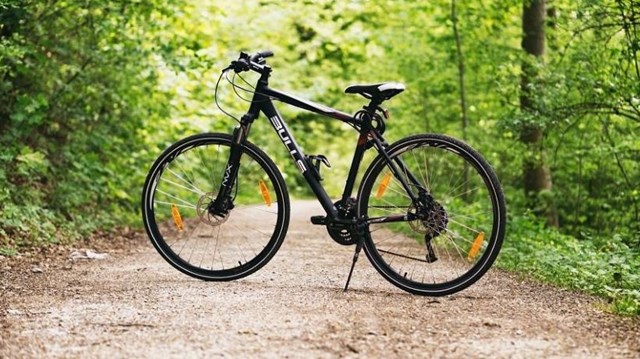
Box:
[197,192,230,226]
[408,201,448,239]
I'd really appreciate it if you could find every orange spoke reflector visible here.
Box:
[467,231,485,262]
[259,180,272,207]
[376,172,393,199]
[171,203,184,231]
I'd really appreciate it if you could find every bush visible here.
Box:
[498,213,640,316]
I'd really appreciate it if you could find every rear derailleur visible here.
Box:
[409,191,448,263]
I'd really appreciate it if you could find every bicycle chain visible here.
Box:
[369,205,410,209]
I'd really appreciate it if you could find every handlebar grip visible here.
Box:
[251,50,274,62]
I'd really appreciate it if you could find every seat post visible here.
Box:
[364,99,382,113]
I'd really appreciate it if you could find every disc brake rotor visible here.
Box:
[196,192,230,226]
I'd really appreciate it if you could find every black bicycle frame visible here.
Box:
[214,70,423,224]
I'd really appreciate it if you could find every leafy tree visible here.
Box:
[0,0,174,245]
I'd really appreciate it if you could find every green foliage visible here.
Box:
[494,0,640,241]
[0,0,173,250]
[498,214,640,316]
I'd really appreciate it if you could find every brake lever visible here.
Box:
[226,59,250,73]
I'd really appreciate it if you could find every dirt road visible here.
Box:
[1,201,638,358]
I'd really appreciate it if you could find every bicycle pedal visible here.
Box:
[310,215,327,225]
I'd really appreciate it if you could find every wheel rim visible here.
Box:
[362,138,503,292]
[146,138,285,277]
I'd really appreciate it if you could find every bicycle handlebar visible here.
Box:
[251,50,273,62]
[225,50,274,74]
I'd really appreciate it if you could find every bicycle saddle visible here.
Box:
[344,82,405,102]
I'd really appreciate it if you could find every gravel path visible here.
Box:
[1,200,638,358]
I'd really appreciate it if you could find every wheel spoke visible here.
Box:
[155,189,195,208]
[378,249,429,263]
[166,167,206,195]
[160,177,206,196]
[154,200,197,209]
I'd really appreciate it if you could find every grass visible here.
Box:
[496,213,640,316]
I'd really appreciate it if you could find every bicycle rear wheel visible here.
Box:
[141,133,289,281]
[358,134,506,295]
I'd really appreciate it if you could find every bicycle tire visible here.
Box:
[141,133,290,281]
[357,134,506,296]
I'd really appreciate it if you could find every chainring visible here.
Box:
[326,198,358,246]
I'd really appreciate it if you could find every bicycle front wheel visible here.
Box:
[141,133,290,281]
[358,134,506,296]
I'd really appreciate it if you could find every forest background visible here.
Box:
[0,0,638,315]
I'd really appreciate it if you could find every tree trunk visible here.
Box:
[451,0,470,200]
[520,0,559,227]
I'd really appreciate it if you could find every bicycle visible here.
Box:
[141,50,506,296]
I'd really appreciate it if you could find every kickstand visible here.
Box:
[344,238,364,292]
[425,234,438,263]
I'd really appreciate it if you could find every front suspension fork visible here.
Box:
[210,125,250,214]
